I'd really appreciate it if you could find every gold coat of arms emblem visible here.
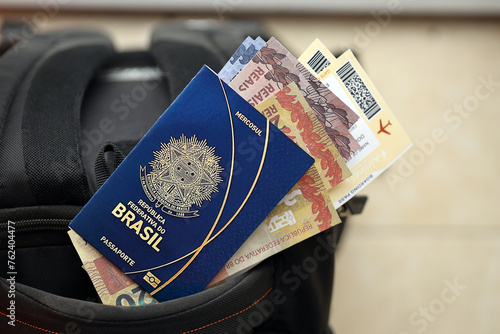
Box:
[140,135,223,218]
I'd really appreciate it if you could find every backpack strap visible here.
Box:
[0,31,115,208]
[150,23,225,101]
[149,20,253,100]
[94,142,125,189]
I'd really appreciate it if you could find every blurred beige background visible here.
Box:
[1,8,499,333]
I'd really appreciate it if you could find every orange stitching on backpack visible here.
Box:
[0,310,59,333]
[0,287,273,334]
[182,287,273,334]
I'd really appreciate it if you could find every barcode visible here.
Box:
[336,61,381,120]
[307,50,331,74]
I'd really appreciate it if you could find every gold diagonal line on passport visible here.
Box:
[126,79,270,278]
[150,117,269,294]
[127,80,269,294]
[149,78,236,294]
[205,119,269,244]
[125,77,235,276]
[126,118,268,276]
[126,78,235,276]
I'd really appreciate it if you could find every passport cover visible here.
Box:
[69,65,314,301]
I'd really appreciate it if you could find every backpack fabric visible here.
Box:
[0,20,345,333]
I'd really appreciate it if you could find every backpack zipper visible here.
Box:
[0,218,70,233]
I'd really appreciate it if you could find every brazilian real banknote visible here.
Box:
[219,36,266,84]
[229,37,361,161]
[209,83,343,284]
[68,230,158,306]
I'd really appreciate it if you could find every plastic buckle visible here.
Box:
[337,195,368,218]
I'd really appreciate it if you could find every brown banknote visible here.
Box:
[229,37,361,160]
[208,83,344,284]
[256,82,351,187]
[68,230,158,306]
[209,165,340,285]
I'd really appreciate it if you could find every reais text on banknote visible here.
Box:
[229,37,361,160]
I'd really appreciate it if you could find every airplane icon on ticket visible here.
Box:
[377,119,392,135]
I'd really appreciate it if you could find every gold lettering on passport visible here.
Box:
[140,134,224,218]
[234,111,263,136]
[111,203,163,252]
[144,271,161,288]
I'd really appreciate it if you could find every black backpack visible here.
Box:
[0,19,361,334]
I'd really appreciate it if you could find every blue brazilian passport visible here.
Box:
[70,66,313,302]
